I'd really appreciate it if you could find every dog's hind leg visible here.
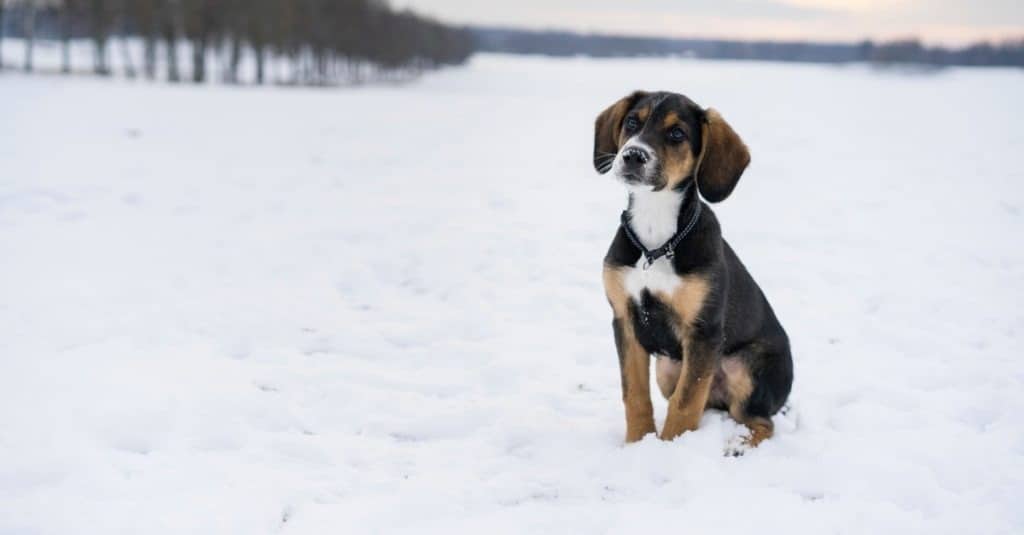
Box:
[721,346,790,447]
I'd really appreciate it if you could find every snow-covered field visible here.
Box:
[2,53,1023,534]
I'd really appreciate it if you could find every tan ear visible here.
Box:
[593,91,647,174]
[694,108,750,202]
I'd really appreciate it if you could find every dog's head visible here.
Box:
[593,91,750,202]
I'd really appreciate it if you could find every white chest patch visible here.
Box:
[623,257,682,301]
[620,187,687,302]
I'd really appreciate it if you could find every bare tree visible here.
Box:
[3,0,476,84]
[161,0,180,81]
[23,0,37,72]
[249,0,273,84]
[222,0,243,83]
[88,0,112,75]
[115,0,135,77]
[129,0,159,79]
[182,0,220,83]
[60,0,76,73]
[0,0,6,70]
[225,27,240,82]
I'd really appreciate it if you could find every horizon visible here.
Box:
[394,0,1024,46]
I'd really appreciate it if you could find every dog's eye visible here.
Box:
[624,116,639,132]
[667,127,686,143]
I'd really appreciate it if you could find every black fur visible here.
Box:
[628,291,683,361]
[611,318,629,398]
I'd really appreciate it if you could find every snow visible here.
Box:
[2,53,1023,534]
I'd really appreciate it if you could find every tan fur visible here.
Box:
[599,99,629,151]
[593,91,649,163]
[655,275,709,330]
[694,108,750,203]
[661,111,679,128]
[654,111,697,190]
[660,141,696,191]
[719,356,774,447]
[660,351,714,441]
[655,357,682,399]
[655,276,714,442]
[616,104,651,148]
[602,265,629,318]
[603,265,656,442]
[721,357,753,420]
[620,344,656,443]
[636,105,651,123]
[742,417,774,447]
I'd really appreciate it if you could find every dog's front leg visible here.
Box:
[604,266,655,443]
[660,335,716,441]
[611,317,656,442]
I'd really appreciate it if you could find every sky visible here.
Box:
[392,0,1024,46]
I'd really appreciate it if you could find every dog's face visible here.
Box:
[593,91,750,203]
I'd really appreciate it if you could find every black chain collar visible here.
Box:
[620,189,702,270]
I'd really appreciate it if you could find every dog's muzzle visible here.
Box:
[615,145,654,185]
[621,147,650,168]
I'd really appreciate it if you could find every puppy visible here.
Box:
[595,91,793,446]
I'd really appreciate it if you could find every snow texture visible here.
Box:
[1,53,1023,534]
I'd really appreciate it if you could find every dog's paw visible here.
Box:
[624,429,656,444]
[723,436,749,457]
[624,419,657,444]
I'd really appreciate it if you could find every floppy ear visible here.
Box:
[694,108,750,202]
[593,91,647,174]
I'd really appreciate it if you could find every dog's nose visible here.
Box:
[622,147,650,167]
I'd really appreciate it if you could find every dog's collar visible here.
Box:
[620,186,702,271]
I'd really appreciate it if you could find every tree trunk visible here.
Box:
[91,0,110,75]
[162,0,180,82]
[138,0,157,79]
[117,2,136,78]
[61,2,72,73]
[254,43,265,84]
[144,34,156,79]
[119,37,135,78]
[24,0,37,72]
[226,32,241,83]
[1,0,7,70]
[94,36,108,74]
[191,35,206,82]
[165,35,180,82]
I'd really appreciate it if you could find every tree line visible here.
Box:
[0,0,475,84]
[862,39,1024,67]
[474,27,1024,69]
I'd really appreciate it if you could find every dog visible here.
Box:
[595,91,793,447]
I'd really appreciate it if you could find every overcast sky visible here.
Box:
[392,0,1024,46]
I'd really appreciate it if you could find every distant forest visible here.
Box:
[2,3,1022,85]
[0,1,474,84]
[473,27,1024,69]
